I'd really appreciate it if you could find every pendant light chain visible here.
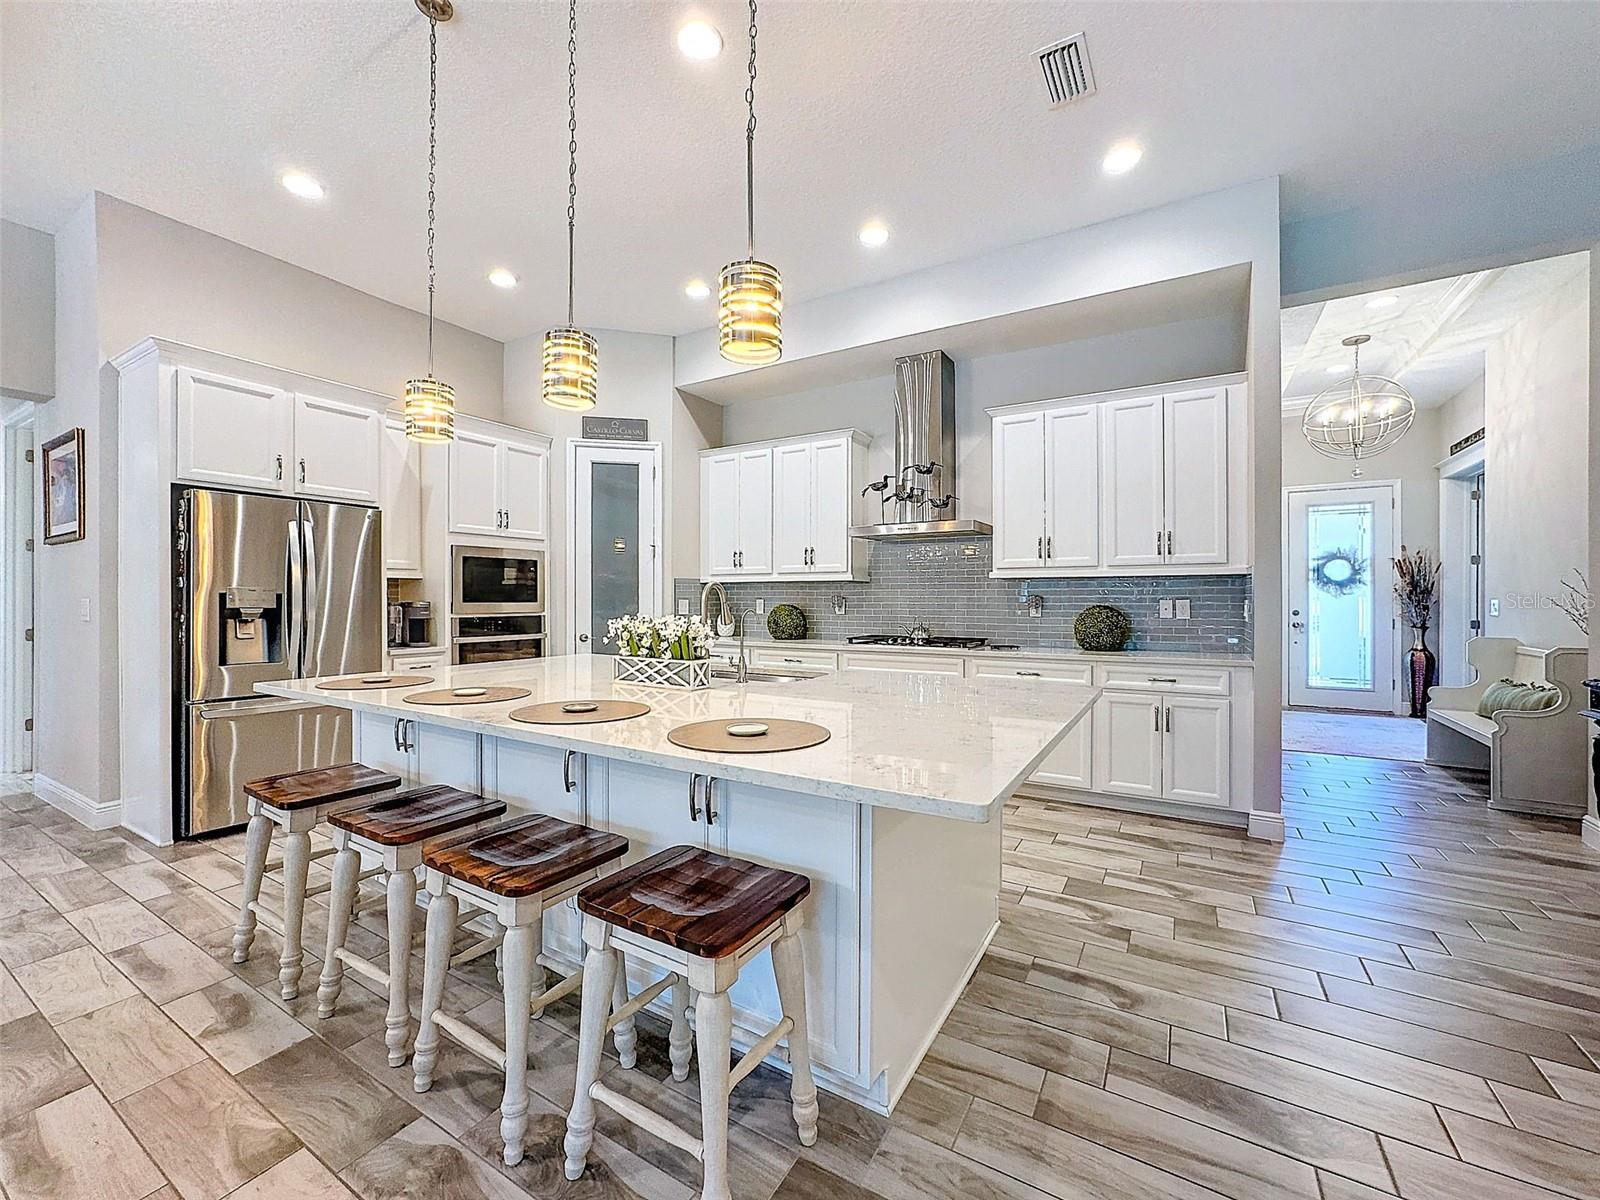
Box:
[744,0,758,258]
[426,14,439,374]
[565,0,578,326]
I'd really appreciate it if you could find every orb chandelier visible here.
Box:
[1301,334,1415,464]
[404,0,457,443]
[717,0,782,365]
[541,0,599,411]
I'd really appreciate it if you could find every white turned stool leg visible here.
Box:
[412,888,458,1092]
[695,988,734,1200]
[498,922,537,1166]
[771,926,819,1146]
[528,915,548,1019]
[277,829,312,1000]
[385,867,419,1066]
[668,978,693,1082]
[316,843,361,1017]
[610,953,637,1069]
[563,941,619,1181]
[232,806,273,963]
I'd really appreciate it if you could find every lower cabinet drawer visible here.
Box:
[1096,664,1231,695]
[970,658,1093,686]
[388,652,445,675]
[753,646,839,672]
[839,651,966,676]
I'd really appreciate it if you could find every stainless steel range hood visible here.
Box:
[848,350,992,541]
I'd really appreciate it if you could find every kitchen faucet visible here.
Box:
[699,581,753,683]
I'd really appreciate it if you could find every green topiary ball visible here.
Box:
[766,603,807,640]
[1073,604,1133,652]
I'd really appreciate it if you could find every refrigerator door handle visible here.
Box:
[285,519,304,677]
[197,698,328,720]
[300,515,318,676]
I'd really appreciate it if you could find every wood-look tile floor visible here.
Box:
[2,757,1598,1199]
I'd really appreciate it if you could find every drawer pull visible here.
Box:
[782,657,803,664]
[1015,670,1041,677]
[1147,677,1179,684]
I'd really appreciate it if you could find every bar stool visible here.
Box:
[316,784,508,1066]
[232,763,402,1000]
[411,813,636,1166]
[562,845,818,1200]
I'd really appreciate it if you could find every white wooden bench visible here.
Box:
[1426,637,1590,818]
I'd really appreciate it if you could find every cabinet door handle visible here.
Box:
[298,458,306,484]
[1156,530,1163,556]
[394,718,404,752]
[563,749,578,793]
[1037,535,1043,559]
[687,773,702,822]
[704,776,719,826]
[1165,704,1173,733]
[1166,530,1174,556]
[275,454,284,481]
[406,720,416,753]
[1046,535,1052,559]
[1154,704,1162,732]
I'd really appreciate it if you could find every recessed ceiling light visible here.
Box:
[279,171,325,201]
[1101,140,1142,176]
[676,20,722,60]
[684,279,711,300]
[487,267,519,290]
[1366,294,1399,309]
[858,221,890,248]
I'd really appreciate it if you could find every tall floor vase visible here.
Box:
[1408,626,1436,719]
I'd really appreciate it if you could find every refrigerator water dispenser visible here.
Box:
[220,586,281,665]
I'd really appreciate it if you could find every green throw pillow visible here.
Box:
[1476,678,1561,718]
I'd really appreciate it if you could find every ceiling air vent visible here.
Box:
[1035,33,1095,108]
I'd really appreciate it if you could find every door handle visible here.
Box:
[1156,530,1163,556]
[275,454,284,481]
[394,718,404,752]
[298,458,306,485]
[1046,535,1052,559]
[1166,530,1174,556]
[1165,705,1173,733]
[704,776,719,826]
[578,633,590,643]
[687,773,702,822]
[1154,704,1162,732]
[1037,535,1043,559]
[1290,621,1305,630]
[563,749,578,793]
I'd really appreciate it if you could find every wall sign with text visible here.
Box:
[582,416,648,442]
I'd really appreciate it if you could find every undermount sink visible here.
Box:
[709,667,809,683]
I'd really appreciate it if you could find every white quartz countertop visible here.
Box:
[719,637,1253,669]
[259,656,1097,823]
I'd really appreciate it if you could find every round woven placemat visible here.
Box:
[315,674,435,690]
[508,700,652,725]
[666,718,830,754]
[402,686,532,706]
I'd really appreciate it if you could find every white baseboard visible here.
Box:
[1247,809,1287,842]
[1583,814,1600,853]
[32,774,122,831]
[1015,782,1249,830]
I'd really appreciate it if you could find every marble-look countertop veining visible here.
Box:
[259,656,1097,823]
[717,637,1254,669]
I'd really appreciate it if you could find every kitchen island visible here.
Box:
[260,655,1096,1112]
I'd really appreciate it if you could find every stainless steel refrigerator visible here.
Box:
[174,488,383,838]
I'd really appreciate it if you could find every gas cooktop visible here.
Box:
[846,634,989,649]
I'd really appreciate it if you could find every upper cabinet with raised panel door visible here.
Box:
[381,412,423,576]
[989,375,1248,578]
[702,430,869,582]
[447,417,550,541]
[174,367,381,504]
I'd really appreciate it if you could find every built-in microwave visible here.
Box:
[451,545,545,616]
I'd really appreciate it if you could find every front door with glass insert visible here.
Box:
[572,443,659,654]
[1286,483,1397,711]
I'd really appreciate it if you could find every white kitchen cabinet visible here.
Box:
[840,650,966,676]
[175,367,294,493]
[386,648,444,675]
[989,375,1244,577]
[1162,694,1231,806]
[448,419,550,541]
[380,413,423,575]
[702,432,868,582]
[1163,386,1229,565]
[1093,690,1164,799]
[1100,394,1167,569]
[490,740,587,959]
[293,393,381,504]
[991,411,1045,570]
[970,658,1093,790]
[356,711,481,791]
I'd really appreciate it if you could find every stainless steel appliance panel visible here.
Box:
[183,698,352,837]
[181,489,299,702]
[452,545,545,615]
[300,500,384,679]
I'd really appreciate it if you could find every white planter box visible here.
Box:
[614,655,712,690]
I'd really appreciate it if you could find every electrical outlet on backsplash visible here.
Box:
[678,541,1253,654]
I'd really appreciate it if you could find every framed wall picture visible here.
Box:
[41,427,86,545]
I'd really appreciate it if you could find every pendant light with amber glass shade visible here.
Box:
[718,0,781,365]
[404,0,456,442]
[541,0,599,410]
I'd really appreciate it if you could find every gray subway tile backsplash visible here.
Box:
[675,540,1253,654]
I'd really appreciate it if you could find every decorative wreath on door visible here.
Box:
[1311,548,1367,596]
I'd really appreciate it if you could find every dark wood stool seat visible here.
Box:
[244,762,402,810]
[329,784,507,845]
[424,814,628,898]
[576,845,811,959]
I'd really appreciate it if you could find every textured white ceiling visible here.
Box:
[3,1,1598,341]
[1281,252,1589,409]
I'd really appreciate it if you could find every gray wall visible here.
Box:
[1,218,55,401]
[1437,376,1486,459]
